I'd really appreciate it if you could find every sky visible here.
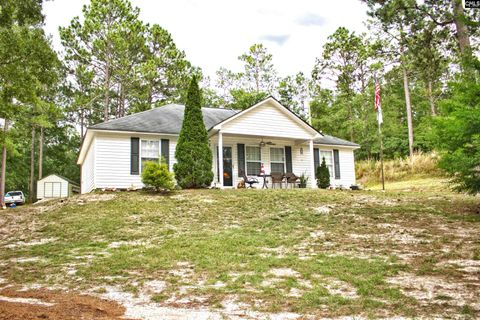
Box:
[43,0,370,81]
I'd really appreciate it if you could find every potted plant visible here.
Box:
[298,173,309,188]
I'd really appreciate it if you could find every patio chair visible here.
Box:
[271,172,284,189]
[240,170,259,188]
[285,173,299,188]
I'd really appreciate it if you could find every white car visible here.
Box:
[4,191,25,205]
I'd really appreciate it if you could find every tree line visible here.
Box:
[1,0,479,204]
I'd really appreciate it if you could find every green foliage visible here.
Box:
[173,77,213,188]
[432,65,480,194]
[60,0,197,127]
[229,89,268,110]
[316,157,330,189]
[141,160,174,192]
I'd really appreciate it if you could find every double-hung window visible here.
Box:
[141,140,160,171]
[319,150,333,177]
[246,146,261,175]
[270,148,285,173]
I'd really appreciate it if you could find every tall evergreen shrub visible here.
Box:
[173,76,213,188]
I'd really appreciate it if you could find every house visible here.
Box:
[36,174,80,199]
[77,97,359,193]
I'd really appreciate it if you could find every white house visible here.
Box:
[77,97,359,193]
[37,174,80,199]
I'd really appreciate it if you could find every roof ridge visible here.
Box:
[90,104,180,128]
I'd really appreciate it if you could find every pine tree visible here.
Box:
[316,157,330,189]
[173,76,213,188]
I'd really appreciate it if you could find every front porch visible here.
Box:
[210,132,317,189]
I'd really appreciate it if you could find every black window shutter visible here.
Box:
[333,149,341,179]
[285,146,292,173]
[161,139,170,170]
[313,148,319,170]
[131,137,139,175]
[237,144,245,176]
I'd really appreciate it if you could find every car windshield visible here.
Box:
[6,192,22,196]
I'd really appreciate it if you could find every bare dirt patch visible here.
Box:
[388,272,480,310]
[0,288,133,320]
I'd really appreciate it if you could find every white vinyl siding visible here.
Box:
[220,102,313,140]
[270,148,285,173]
[93,132,177,190]
[245,146,261,175]
[315,146,356,187]
[81,140,95,194]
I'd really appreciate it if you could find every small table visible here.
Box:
[259,174,271,189]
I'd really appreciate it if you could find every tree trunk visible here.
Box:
[452,0,471,56]
[80,107,84,138]
[104,61,110,121]
[402,67,414,158]
[427,80,436,116]
[38,126,43,180]
[0,121,7,208]
[29,126,36,203]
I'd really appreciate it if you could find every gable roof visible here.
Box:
[39,174,80,186]
[314,135,360,148]
[211,96,321,139]
[89,104,238,134]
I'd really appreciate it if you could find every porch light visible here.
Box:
[300,147,303,155]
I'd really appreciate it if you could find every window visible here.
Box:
[246,146,261,175]
[319,150,333,177]
[270,148,285,173]
[141,140,160,171]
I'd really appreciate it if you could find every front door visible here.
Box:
[222,146,233,187]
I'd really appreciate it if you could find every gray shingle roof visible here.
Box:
[314,135,360,147]
[89,103,359,148]
[89,104,239,134]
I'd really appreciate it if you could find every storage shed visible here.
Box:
[36,174,80,200]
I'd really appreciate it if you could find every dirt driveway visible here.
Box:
[0,288,135,320]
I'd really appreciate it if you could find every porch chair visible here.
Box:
[271,172,285,189]
[285,173,299,188]
[240,170,259,188]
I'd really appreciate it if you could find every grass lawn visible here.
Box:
[1,179,479,318]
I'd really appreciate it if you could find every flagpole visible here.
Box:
[375,75,385,191]
[378,121,385,191]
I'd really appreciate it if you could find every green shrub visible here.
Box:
[141,160,174,192]
[316,157,330,189]
[173,76,214,188]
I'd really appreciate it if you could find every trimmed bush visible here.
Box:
[173,76,214,188]
[141,160,174,192]
[316,157,330,189]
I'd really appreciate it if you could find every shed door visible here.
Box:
[44,182,62,198]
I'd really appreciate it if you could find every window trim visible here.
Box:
[140,139,161,173]
[270,147,286,173]
[319,149,334,178]
[245,145,262,176]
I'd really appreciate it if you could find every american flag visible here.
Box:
[375,81,383,125]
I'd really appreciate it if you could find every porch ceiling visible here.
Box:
[208,131,311,145]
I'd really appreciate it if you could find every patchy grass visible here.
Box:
[0,182,479,318]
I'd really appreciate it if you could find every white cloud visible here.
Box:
[43,0,369,80]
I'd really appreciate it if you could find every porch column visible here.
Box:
[309,139,317,188]
[218,131,224,187]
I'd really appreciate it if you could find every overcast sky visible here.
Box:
[43,0,369,81]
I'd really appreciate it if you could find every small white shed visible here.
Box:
[37,174,80,200]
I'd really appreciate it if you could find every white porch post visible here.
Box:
[309,139,317,188]
[218,131,224,187]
